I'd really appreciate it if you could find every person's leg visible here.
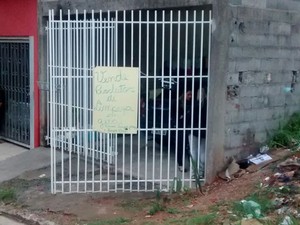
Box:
[176,130,190,172]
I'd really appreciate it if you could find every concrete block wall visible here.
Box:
[225,0,300,159]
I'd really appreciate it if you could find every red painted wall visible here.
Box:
[0,0,40,147]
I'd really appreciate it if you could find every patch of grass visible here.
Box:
[148,201,165,215]
[268,113,300,150]
[167,213,217,225]
[119,199,146,212]
[0,188,16,203]
[166,207,179,214]
[87,217,130,225]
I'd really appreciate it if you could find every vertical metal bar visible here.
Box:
[123,10,126,67]
[59,10,64,193]
[75,10,81,193]
[129,9,134,192]
[53,10,57,194]
[48,10,54,194]
[167,10,173,191]
[181,10,189,185]
[83,10,88,192]
[152,10,158,191]
[145,10,150,191]
[122,10,126,191]
[159,10,165,190]
[67,10,72,192]
[137,9,142,192]
[174,10,181,183]
[114,11,119,192]
[205,10,212,181]
[99,10,103,192]
[189,10,197,187]
[91,10,96,192]
[107,11,111,66]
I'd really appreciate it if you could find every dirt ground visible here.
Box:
[0,148,298,225]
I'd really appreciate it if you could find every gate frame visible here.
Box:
[0,37,35,149]
[48,8,212,193]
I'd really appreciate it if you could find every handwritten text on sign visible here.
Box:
[93,67,139,134]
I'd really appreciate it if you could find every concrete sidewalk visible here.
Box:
[0,142,51,183]
[0,215,25,225]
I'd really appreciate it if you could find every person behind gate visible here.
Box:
[170,78,207,172]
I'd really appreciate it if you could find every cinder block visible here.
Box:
[242,46,265,58]
[240,97,253,109]
[255,132,267,143]
[229,46,243,59]
[239,85,261,97]
[266,0,278,9]
[277,0,300,11]
[227,73,240,85]
[263,10,292,23]
[261,58,283,71]
[242,71,266,84]
[228,61,237,73]
[260,35,278,47]
[243,109,258,122]
[242,0,267,9]
[269,95,286,106]
[251,96,269,108]
[291,35,300,47]
[225,133,243,149]
[230,0,242,6]
[235,58,261,71]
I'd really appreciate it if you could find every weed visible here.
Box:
[87,217,130,225]
[119,199,145,212]
[170,177,183,193]
[0,188,16,203]
[268,113,300,150]
[231,191,274,219]
[191,157,204,194]
[148,201,165,215]
[167,213,217,225]
[166,207,179,214]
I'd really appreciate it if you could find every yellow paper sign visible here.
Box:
[93,67,139,134]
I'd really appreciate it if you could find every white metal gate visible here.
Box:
[48,8,211,193]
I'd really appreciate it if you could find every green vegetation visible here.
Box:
[268,113,300,150]
[148,189,165,215]
[0,188,16,203]
[166,213,217,225]
[87,217,130,225]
